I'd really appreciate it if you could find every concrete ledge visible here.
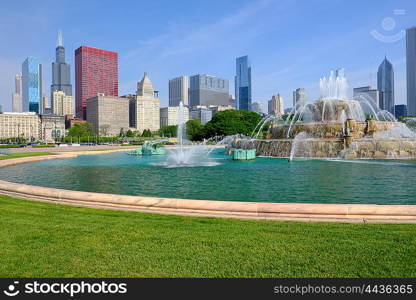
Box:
[1,152,416,224]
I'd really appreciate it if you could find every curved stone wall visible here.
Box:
[1,151,416,224]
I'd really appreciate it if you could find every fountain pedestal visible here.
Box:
[232,149,256,160]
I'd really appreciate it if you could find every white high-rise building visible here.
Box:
[268,94,284,116]
[12,74,22,112]
[52,91,74,116]
[160,106,189,127]
[129,72,160,133]
[169,76,189,107]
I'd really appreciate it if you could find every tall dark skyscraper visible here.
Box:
[51,31,72,97]
[407,27,416,116]
[235,55,252,110]
[377,56,394,115]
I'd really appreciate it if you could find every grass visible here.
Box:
[0,195,415,277]
[0,152,52,160]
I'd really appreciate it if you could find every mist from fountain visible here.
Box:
[282,71,402,139]
[228,69,416,160]
[251,115,283,139]
[340,110,347,136]
[289,132,314,161]
[320,70,348,100]
[404,118,416,132]
[162,102,219,167]
[372,125,416,139]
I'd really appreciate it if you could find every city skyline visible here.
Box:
[1,0,416,112]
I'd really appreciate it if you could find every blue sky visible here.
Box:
[0,0,415,112]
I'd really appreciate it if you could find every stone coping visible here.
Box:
[0,151,416,224]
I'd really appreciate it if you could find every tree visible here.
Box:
[68,122,94,137]
[202,110,262,139]
[126,129,134,137]
[159,125,177,138]
[186,119,204,141]
[141,129,152,137]
[99,124,111,137]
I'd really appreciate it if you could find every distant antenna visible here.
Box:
[57,30,63,47]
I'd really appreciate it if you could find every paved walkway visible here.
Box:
[7,145,138,153]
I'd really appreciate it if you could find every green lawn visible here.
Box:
[0,152,52,160]
[0,196,415,277]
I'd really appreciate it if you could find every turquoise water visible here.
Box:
[0,150,415,204]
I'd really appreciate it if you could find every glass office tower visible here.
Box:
[22,57,42,113]
[377,57,395,115]
[235,55,252,110]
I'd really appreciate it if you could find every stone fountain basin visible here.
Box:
[1,152,416,224]
[271,121,401,139]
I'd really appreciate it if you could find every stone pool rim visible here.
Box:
[1,150,416,224]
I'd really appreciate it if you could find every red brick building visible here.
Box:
[75,46,118,119]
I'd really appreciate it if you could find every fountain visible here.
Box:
[163,102,218,167]
[233,70,416,159]
[128,140,167,155]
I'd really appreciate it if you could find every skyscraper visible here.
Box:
[52,91,74,116]
[75,46,118,119]
[12,74,22,112]
[268,94,284,116]
[406,27,416,115]
[129,73,160,133]
[377,56,394,115]
[292,88,306,107]
[189,74,229,107]
[235,55,252,110]
[51,31,72,97]
[22,57,42,113]
[169,76,189,106]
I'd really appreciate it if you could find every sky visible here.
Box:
[0,0,416,112]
